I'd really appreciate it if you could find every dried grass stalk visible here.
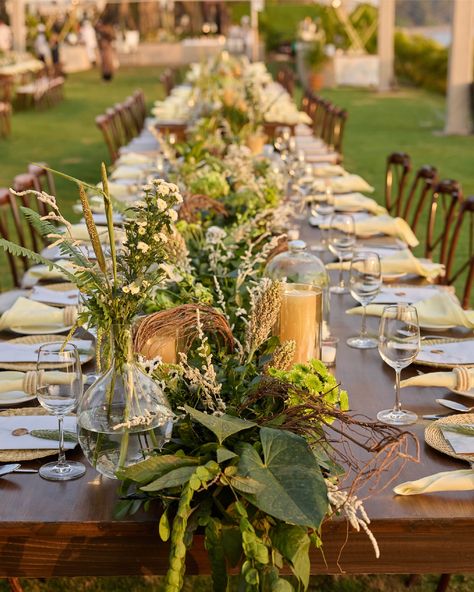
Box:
[134,304,234,358]
[78,185,107,273]
[178,193,229,223]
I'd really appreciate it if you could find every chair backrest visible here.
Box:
[276,67,295,96]
[160,69,176,97]
[106,107,126,152]
[384,152,412,216]
[114,102,136,143]
[313,98,331,139]
[329,108,348,155]
[425,178,463,264]
[12,172,52,251]
[96,113,119,162]
[402,165,438,234]
[132,90,147,128]
[28,162,57,197]
[0,188,29,287]
[443,196,473,309]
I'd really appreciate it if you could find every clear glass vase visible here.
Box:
[77,326,174,479]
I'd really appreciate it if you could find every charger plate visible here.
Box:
[425,413,474,465]
[0,335,94,372]
[414,337,474,369]
[0,407,56,461]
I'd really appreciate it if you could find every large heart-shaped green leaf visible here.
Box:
[140,465,197,492]
[184,405,256,444]
[237,427,328,529]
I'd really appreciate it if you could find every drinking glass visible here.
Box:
[310,182,335,252]
[36,342,86,481]
[328,213,356,294]
[377,305,420,425]
[347,252,382,349]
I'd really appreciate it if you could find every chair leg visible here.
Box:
[435,574,451,592]
[8,578,24,592]
[405,574,421,587]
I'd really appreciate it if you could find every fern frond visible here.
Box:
[0,238,78,283]
[20,207,57,238]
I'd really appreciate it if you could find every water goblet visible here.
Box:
[310,187,335,252]
[328,213,356,294]
[377,305,420,425]
[347,252,382,349]
[36,342,86,481]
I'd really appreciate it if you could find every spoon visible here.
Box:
[435,399,474,413]
[0,463,38,477]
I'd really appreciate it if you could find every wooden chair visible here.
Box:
[328,107,348,155]
[443,196,474,309]
[132,89,147,129]
[11,173,47,251]
[425,179,463,265]
[96,113,119,163]
[0,101,11,138]
[276,67,295,96]
[402,165,438,234]
[28,162,57,197]
[384,152,412,216]
[0,188,29,287]
[160,69,176,97]
[313,98,332,139]
[120,98,140,140]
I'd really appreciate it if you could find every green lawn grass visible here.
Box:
[0,69,473,590]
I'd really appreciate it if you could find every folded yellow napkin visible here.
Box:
[97,181,133,200]
[328,249,444,280]
[0,297,77,331]
[313,165,346,177]
[401,367,474,390]
[67,224,109,243]
[334,193,386,215]
[394,470,474,495]
[313,175,374,194]
[28,259,74,280]
[0,370,75,395]
[110,166,144,181]
[116,153,152,166]
[355,215,419,247]
[347,293,474,329]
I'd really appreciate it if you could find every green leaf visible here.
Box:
[184,405,256,445]
[221,525,242,568]
[159,510,170,542]
[217,446,238,464]
[205,518,228,592]
[140,465,197,492]
[271,524,310,589]
[237,428,328,529]
[229,475,262,495]
[116,454,198,483]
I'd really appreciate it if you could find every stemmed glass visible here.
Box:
[328,213,356,293]
[377,305,420,425]
[347,252,382,349]
[310,182,335,252]
[36,342,86,481]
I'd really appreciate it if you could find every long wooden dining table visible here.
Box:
[0,218,473,579]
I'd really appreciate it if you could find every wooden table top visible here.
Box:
[0,227,473,578]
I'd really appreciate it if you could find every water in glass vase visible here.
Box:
[78,405,173,479]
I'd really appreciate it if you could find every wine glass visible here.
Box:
[347,252,382,349]
[36,342,86,481]
[310,185,335,252]
[377,305,420,425]
[328,213,356,294]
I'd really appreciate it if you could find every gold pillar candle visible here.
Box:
[141,335,177,364]
[278,284,322,365]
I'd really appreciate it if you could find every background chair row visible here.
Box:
[96,90,147,163]
[301,90,348,159]
[0,163,56,289]
[384,151,473,308]
[276,67,296,97]
[15,68,65,111]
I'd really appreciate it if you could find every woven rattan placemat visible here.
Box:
[425,413,474,464]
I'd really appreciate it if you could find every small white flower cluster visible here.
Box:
[122,278,150,295]
[138,354,163,376]
[326,480,380,559]
[112,409,158,431]
[205,225,227,245]
[140,178,183,223]
[204,227,236,276]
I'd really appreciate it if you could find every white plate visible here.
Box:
[382,272,407,282]
[450,387,474,399]
[9,325,73,336]
[420,323,456,331]
[0,372,36,406]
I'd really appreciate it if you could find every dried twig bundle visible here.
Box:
[178,193,229,223]
[265,234,288,264]
[134,304,234,360]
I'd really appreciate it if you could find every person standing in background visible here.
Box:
[96,20,116,82]
[34,24,52,68]
[0,18,12,53]
[50,26,62,76]
[80,19,98,66]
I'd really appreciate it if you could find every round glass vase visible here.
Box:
[265,240,331,339]
[77,326,174,479]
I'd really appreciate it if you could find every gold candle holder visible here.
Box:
[277,283,322,365]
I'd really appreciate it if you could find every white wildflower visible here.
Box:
[206,225,227,245]
[168,209,178,222]
[156,198,167,211]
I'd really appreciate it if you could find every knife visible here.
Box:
[435,399,472,413]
